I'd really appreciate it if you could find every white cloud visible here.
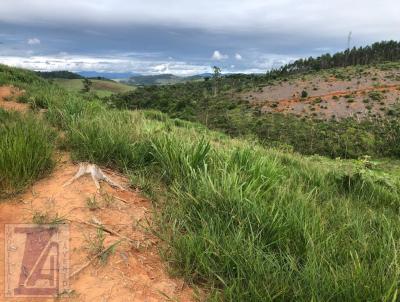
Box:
[27,38,41,45]
[153,63,169,73]
[212,50,228,60]
[0,54,211,76]
[235,53,242,60]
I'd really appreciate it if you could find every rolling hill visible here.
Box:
[1,62,400,301]
[106,42,400,159]
[53,78,135,97]
[122,73,211,86]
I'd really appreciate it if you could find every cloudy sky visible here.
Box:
[0,0,399,75]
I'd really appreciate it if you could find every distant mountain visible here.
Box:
[77,71,139,79]
[187,73,213,80]
[36,70,214,85]
[123,73,210,86]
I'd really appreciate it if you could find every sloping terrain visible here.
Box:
[0,89,196,302]
[122,74,205,86]
[2,64,400,301]
[54,79,134,97]
[243,64,400,119]
[106,63,400,159]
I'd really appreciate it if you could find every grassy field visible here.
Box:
[53,78,135,97]
[1,63,400,301]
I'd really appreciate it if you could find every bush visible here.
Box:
[368,91,384,101]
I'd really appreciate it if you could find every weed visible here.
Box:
[85,228,119,264]
[86,228,106,257]
[32,211,49,224]
[32,211,66,225]
[86,195,100,211]
[101,193,115,208]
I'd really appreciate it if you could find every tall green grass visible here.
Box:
[0,109,55,197]
[152,137,400,301]
[2,64,400,301]
[56,101,400,301]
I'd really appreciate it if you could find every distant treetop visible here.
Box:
[36,70,83,79]
[275,40,400,76]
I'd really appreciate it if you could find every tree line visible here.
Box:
[274,40,400,75]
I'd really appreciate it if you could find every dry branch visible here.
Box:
[69,240,121,279]
[69,216,140,248]
[63,163,125,191]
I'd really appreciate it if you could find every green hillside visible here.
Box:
[53,78,135,97]
[123,73,207,86]
[1,63,400,301]
[36,70,83,79]
[109,62,400,159]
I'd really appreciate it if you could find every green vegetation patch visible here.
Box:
[0,109,56,197]
[368,90,385,101]
[43,88,400,300]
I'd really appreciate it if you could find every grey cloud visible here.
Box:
[1,0,399,40]
[0,1,398,74]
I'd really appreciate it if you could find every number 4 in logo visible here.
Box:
[13,226,60,296]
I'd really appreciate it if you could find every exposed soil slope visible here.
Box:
[243,66,400,119]
[0,86,28,112]
[0,88,196,302]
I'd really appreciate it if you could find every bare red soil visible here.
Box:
[242,67,400,119]
[0,86,29,112]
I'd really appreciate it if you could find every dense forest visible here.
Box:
[277,40,400,75]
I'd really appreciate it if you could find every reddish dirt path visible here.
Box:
[0,87,198,302]
[271,84,400,108]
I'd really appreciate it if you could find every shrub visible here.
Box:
[368,91,384,101]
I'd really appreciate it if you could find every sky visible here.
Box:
[0,0,399,76]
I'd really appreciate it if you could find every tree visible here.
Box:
[212,66,221,97]
[269,40,400,77]
[82,78,93,93]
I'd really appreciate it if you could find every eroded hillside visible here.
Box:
[243,64,400,119]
